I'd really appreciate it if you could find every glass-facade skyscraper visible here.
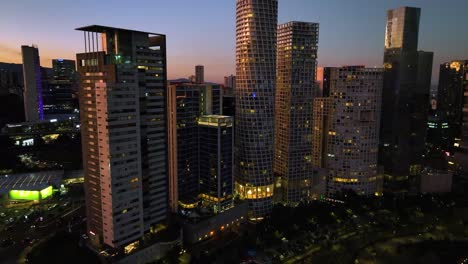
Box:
[234,0,278,220]
[167,82,222,209]
[274,21,319,205]
[198,115,234,213]
[379,7,433,182]
[437,60,468,151]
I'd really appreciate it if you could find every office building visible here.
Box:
[379,7,433,180]
[195,65,204,84]
[76,25,168,249]
[274,21,319,205]
[454,61,468,177]
[22,45,44,121]
[224,74,235,89]
[198,115,234,213]
[222,94,235,117]
[0,63,23,96]
[426,112,450,151]
[437,60,468,151]
[167,82,221,210]
[313,66,384,196]
[43,59,78,119]
[224,74,236,95]
[52,59,77,83]
[234,0,278,220]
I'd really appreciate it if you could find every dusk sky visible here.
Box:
[1,0,467,83]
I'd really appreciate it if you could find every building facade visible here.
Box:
[53,59,77,83]
[195,65,204,84]
[313,66,384,196]
[167,82,222,209]
[234,0,278,220]
[437,60,468,151]
[379,7,433,180]
[0,63,23,96]
[224,74,236,95]
[76,25,168,248]
[198,115,234,213]
[44,59,78,119]
[273,21,319,205]
[22,45,44,121]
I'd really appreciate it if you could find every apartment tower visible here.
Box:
[76,25,168,248]
[22,45,44,121]
[235,0,278,220]
[195,65,204,84]
[274,21,319,205]
[313,66,384,196]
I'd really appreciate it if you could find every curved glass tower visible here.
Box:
[234,0,278,220]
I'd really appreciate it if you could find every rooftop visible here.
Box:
[75,25,165,37]
[0,170,63,194]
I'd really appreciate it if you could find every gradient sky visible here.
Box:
[1,0,467,84]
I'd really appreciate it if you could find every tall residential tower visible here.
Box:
[234,0,278,220]
[274,21,319,205]
[313,66,384,196]
[195,65,204,84]
[76,25,168,249]
[22,45,44,121]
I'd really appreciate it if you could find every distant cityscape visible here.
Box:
[0,1,467,264]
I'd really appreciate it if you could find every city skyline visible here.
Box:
[1,0,467,83]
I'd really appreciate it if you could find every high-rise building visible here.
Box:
[76,25,168,248]
[52,59,77,83]
[426,112,450,151]
[198,115,234,213]
[313,66,384,197]
[222,75,236,117]
[195,65,204,84]
[167,82,222,210]
[224,74,235,89]
[224,74,236,93]
[437,60,468,150]
[0,63,23,96]
[379,7,433,180]
[234,0,278,220]
[273,21,319,205]
[22,45,44,121]
[43,59,78,119]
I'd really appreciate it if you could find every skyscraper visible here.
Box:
[0,63,23,96]
[224,74,236,92]
[313,66,384,196]
[379,7,433,181]
[76,25,168,248]
[274,21,319,205]
[52,59,77,83]
[234,0,277,220]
[44,59,78,119]
[198,115,234,213]
[437,60,468,150]
[195,65,204,84]
[22,45,44,121]
[167,82,222,210]
[450,61,468,177]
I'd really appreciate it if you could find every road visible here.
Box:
[0,198,85,264]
